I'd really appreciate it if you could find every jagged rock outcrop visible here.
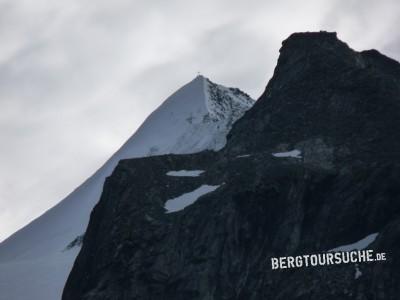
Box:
[63,32,400,300]
[227,32,400,168]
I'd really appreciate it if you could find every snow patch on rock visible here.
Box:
[236,154,251,158]
[328,233,379,252]
[164,184,220,213]
[166,170,205,177]
[272,149,302,159]
[354,264,362,279]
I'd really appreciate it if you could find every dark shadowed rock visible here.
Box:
[63,32,400,300]
[227,31,400,168]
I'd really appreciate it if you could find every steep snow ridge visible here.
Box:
[0,75,254,300]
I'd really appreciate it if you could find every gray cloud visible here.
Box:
[1,0,399,241]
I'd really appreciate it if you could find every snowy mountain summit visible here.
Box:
[0,75,254,300]
[125,75,254,156]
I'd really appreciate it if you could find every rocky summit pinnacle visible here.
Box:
[227,31,400,169]
[63,33,400,300]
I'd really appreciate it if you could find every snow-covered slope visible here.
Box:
[0,75,254,300]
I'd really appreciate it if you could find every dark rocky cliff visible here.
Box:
[63,32,400,300]
[227,32,400,166]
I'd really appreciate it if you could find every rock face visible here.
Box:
[227,32,400,167]
[63,32,400,300]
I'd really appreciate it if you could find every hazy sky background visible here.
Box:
[1,0,399,241]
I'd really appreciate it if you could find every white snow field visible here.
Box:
[0,75,254,300]
[164,184,221,213]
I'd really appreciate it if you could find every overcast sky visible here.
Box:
[1,0,399,242]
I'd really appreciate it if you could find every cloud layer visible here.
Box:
[1,0,399,241]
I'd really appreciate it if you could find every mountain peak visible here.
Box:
[280,31,345,52]
[176,75,254,122]
[194,73,207,80]
[189,74,210,90]
[226,32,400,167]
[0,75,254,300]
[136,75,254,156]
[283,30,338,42]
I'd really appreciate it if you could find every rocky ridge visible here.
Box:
[63,32,400,300]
